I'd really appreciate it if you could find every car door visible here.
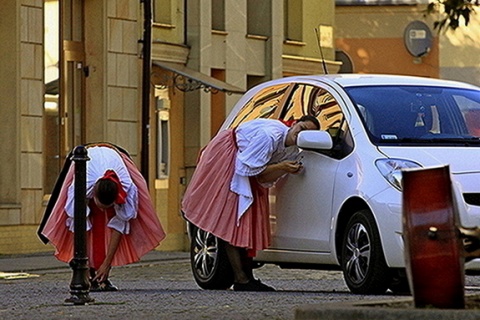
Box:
[268,83,352,252]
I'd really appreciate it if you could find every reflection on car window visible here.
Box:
[229,83,290,128]
[346,86,480,144]
[281,84,316,120]
[281,84,345,140]
[312,89,344,139]
[455,95,480,136]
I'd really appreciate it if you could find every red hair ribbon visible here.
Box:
[101,170,127,204]
[279,119,296,127]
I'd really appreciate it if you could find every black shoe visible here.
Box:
[233,279,275,292]
[90,279,118,292]
[90,279,99,291]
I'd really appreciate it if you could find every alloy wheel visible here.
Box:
[192,229,219,280]
[344,222,371,284]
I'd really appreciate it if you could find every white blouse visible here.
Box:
[65,146,139,234]
[231,119,300,221]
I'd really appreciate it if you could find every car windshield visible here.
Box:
[346,85,480,146]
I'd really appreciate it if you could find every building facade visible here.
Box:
[1,0,478,255]
[335,0,480,87]
[0,0,338,255]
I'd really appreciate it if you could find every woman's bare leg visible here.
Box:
[225,242,250,284]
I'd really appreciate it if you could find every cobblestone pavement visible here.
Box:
[2,252,480,320]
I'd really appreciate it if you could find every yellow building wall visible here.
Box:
[440,15,480,68]
[20,0,45,226]
[438,14,480,86]
[335,5,439,78]
[0,1,48,255]
[0,226,50,254]
[335,37,439,77]
[151,67,188,252]
[284,0,336,61]
[2,0,346,256]
[152,0,185,44]
[283,0,339,74]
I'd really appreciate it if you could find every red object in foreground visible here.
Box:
[402,165,465,309]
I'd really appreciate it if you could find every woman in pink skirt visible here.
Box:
[40,143,165,291]
[182,116,320,291]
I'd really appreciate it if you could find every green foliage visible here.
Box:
[424,0,479,31]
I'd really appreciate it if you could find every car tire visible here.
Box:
[341,210,391,294]
[190,226,234,290]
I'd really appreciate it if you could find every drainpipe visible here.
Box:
[141,0,152,182]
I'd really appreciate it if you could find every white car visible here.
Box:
[186,74,480,294]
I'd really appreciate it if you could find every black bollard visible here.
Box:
[65,145,94,305]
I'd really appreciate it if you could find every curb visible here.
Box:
[0,250,189,273]
[295,296,480,320]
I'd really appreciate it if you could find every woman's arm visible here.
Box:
[93,229,122,282]
[256,160,303,184]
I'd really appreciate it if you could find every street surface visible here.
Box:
[2,252,480,320]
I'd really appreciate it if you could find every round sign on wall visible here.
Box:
[404,20,433,57]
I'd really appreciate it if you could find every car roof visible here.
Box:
[261,74,480,90]
[222,74,480,130]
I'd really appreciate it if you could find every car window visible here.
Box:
[455,95,480,136]
[312,88,344,139]
[281,84,345,140]
[281,84,316,120]
[229,83,290,128]
[280,84,353,159]
[347,86,480,144]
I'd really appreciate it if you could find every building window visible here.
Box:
[155,92,170,179]
[212,0,225,31]
[284,0,302,41]
[153,0,172,25]
[247,0,270,36]
[335,0,421,5]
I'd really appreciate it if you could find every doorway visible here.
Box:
[44,0,85,194]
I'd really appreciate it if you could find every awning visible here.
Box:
[152,61,245,94]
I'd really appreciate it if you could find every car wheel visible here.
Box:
[341,210,391,294]
[190,226,234,290]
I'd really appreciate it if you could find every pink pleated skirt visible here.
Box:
[182,129,270,252]
[41,151,166,267]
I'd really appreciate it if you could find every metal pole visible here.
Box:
[65,145,94,305]
[141,0,153,182]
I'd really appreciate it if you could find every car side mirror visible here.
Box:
[297,130,333,150]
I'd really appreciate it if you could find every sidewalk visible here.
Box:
[0,250,189,274]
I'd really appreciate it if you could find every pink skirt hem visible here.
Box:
[42,152,166,267]
[182,130,270,252]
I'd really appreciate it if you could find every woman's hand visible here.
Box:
[93,263,111,283]
[257,160,303,184]
[280,160,303,174]
[92,229,122,283]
